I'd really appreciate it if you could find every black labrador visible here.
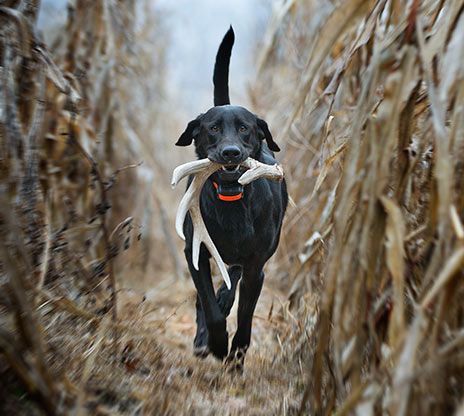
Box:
[175,27,288,367]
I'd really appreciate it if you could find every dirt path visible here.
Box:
[145,275,284,356]
[114,270,309,415]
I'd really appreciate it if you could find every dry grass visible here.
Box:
[2,0,464,415]
[255,0,464,414]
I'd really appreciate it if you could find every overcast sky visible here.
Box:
[154,0,271,114]
[39,0,272,115]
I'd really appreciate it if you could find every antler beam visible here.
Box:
[172,157,284,289]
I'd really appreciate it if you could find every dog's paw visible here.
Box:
[193,345,210,358]
[193,327,209,358]
[225,348,246,373]
[208,330,228,360]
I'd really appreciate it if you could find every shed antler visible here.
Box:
[171,157,284,289]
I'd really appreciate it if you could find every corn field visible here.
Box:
[1,0,464,415]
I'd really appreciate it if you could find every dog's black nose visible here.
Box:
[221,145,242,161]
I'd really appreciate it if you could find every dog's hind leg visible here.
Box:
[216,265,242,317]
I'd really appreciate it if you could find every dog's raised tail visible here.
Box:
[213,26,234,106]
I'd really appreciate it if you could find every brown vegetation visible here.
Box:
[256,0,464,414]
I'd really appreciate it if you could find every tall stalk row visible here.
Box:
[0,1,158,413]
[256,0,464,414]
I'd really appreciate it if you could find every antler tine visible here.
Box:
[171,158,216,188]
[172,159,220,239]
[171,159,231,288]
[238,159,284,185]
[190,198,231,289]
[172,157,284,290]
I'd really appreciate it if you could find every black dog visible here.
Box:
[175,27,288,366]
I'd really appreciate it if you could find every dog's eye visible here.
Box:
[210,124,219,133]
[239,125,248,133]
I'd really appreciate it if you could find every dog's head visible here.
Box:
[176,105,279,166]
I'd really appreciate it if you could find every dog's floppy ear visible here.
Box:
[176,115,203,146]
[257,118,280,152]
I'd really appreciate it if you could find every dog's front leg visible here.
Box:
[193,294,208,357]
[227,261,265,370]
[185,245,228,360]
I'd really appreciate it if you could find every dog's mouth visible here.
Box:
[212,163,248,198]
[220,164,241,172]
[216,163,247,181]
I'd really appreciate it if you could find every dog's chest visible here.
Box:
[202,203,258,264]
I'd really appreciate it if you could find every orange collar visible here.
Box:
[212,181,243,202]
